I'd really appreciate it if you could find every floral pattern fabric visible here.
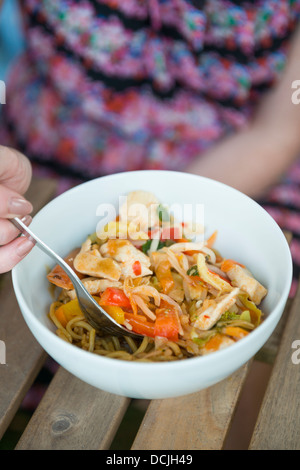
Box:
[2,0,300,178]
[1,0,300,293]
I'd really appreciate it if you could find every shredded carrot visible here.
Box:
[221,259,245,272]
[223,326,249,340]
[127,291,138,315]
[203,333,224,352]
[206,230,218,248]
[184,250,199,256]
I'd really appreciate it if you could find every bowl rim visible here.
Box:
[12,170,293,371]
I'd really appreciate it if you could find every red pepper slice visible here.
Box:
[100,287,131,308]
[160,226,182,242]
[124,313,155,338]
[123,302,180,341]
[154,307,179,342]
[132,260,142,276]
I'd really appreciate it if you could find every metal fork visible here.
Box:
[11,217,142,339]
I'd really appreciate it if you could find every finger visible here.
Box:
[0,145,32,195]
[0,215,32,245]
[0,236,34,274]
[0,184,33,218]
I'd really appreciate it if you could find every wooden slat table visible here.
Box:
[1,177,299,450]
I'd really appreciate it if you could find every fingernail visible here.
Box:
[8,197,33,216]
[16,238,34,258]
[20,215,32,226]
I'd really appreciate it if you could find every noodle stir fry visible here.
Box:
[47,191,267,362]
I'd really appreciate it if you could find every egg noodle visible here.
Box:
[47,191,267,362]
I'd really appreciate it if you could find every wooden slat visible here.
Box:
[249,283,300,450]
[0,177,57,439]
[255,230,293,364]
[223,360,273,449]
[255,298,292,364]
[132,362,250,450]
[15,367,131,450]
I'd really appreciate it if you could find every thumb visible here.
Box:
[0,145,32,195]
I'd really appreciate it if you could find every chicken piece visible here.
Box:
[73,240,121,281]
[194,288,240,330]
[100,239,152,278]
[81,237,92,253]
[67,278,122,300]
[168,272,185,303]
[119,190,160,230]
[120,261,152,278]
[185,281,207,301]
[221,260,267,305]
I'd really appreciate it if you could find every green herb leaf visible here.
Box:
[157,204,169,222]
[187,265,199,276]
[141,239,166,254]
[141,240,151,254]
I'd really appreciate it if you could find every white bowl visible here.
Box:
[12,171,292,399]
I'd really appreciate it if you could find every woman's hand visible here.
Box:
[0,145,34,273]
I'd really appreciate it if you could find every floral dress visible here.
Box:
[2,0,300,415]
[1,0,300,293]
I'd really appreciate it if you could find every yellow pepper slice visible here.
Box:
[55,296,101,328]
[101,305,125,324]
